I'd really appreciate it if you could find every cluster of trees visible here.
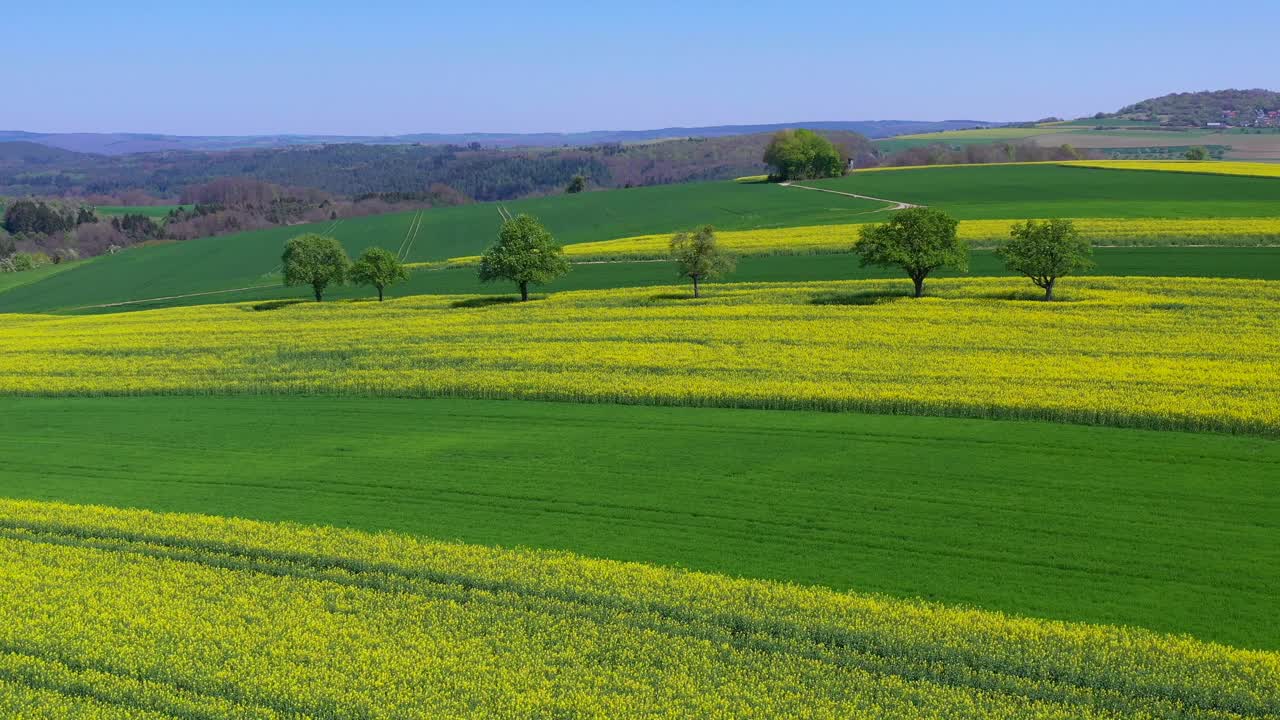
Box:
[1,199,100,269]
[3,199,95,236]
[281,236,410,302]
[282,214,577,304]
[763,130,846,181]
[856,208,1093,301]
[867,142,1100,169]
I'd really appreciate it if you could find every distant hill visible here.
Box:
[0,120,995,156]
[1103,89,1280,126]
[0,131,876,202]
[0,140,90,165]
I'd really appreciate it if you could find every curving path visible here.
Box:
[779,181,920,211]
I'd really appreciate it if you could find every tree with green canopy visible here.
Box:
[762,129,845,181]
[478,214,570,301]
[996,219,1094,301]
[855,208,967,298]
[670,225,736,298]
[282,233,349,302]
[350,246,409,301]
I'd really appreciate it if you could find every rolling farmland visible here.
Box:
[3,277,1277,434]
[1,396,1277,649]
[2,499,1274,718]
[803,163,1280,219]
[4,163,1280,313]
[876,123,1280,160]
[3,145,1279,714]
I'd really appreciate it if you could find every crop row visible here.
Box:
[0,498,1275,719]
[1,277,1277,435]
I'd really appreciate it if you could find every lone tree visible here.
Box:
[856,208,967,298]
[996,219,1093,301]
[566,174,587,194]
[478,214,570,301]
[1185,146,1209,161]
[282,233,349,302]
[670,225,736,298]
[350,246,409,301]
[763,129,845,181]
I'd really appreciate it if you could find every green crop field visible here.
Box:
[31,246,1280,314]
[0,181,888,312]
[2,395,1276,650]
[94,204,189,218]
[4,163,1280,313]
[804,163,1280,219]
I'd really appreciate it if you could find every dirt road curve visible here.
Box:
[780,182,920,211]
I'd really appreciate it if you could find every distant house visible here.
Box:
[1207,122,1225,128]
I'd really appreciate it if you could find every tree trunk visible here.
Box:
[912,275,925,298]
[1044,278,1056,302]
[314,285,323,302]
[520,281,529,302]
[693,275,700,298]
[377,286,384,302]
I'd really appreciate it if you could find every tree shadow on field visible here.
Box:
[973,290,1084,303]
[248,299,308,312]
[450,296,534,309]
[809,290,910,307]
[648,292,695,301]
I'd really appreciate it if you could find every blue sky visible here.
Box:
[4,1,1278,135]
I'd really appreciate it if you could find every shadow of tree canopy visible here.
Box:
[809,291,910,306]
[450,296,531,309]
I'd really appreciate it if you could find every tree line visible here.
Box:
[280,206,1092,306]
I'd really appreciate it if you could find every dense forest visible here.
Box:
[1105,88,1280,126]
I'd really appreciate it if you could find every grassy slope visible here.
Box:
[804,164,1280,219]
[0,258,92,295]
[0,182,885,312]
[0,395,1275,650]
[48,246,1280,314]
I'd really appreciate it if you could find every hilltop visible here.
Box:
[1103,88,1280,127]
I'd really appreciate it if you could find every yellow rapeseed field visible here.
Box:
[1062,160,1280,179]
[0,498,1274,718]
[851,159,1280,177]
[2,277,1277,434]
[550,217,1280,260]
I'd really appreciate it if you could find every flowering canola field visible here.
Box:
[0,498,1275,719]
[2,277,1277,434]
[1062,160,1280,179]
[550,217,1280,260]
[851,160,1280,179]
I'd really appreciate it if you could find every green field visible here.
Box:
[0,182,887,312]
[4,163,1280,313]
[35,246,1280,314]
[806,163,1280,218]
[2,395,1275,650]
[94,204,189,218]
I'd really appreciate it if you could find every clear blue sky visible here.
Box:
[5,0,1278,135]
